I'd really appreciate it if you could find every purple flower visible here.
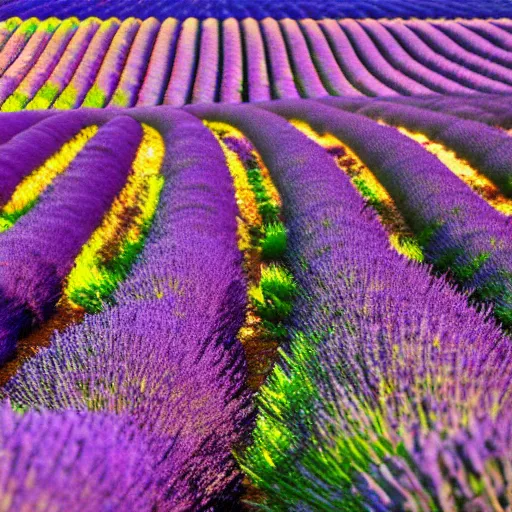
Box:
[319,19,398,97]
[339,19,434,96]
[0,111,102,206]
[279,19,328,98]
[300,18,363,97]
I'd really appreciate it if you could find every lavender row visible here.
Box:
[350,99,512,196]
[0,109,52,145]
[0,18,78,110]
[82,18,141,108]
[0,18,60,106]
[435,21,512,68]
[2,19,512,108]
[306,98,512,328]
[323,93,512,134]
[3,108,252,509]
[0,18,21,50]
[191,18,219,104]
[53,18,120,109]
[261,17,300,99]
[384,20,512,94]
[407,20,512,86]
[0,111,101,205]
[0,18,39,76]
[461,19,512,51]
[0,115,140,363]
[26,18,100,110]
[0,407,158,510]
[421,93,512,127]
[136,17,178,106]
[189,101,512,510]
[163,17,199,107]
[340,19,434,95]
[360,19,473,94]
[319,19,398,97]
[374,92,512,128]
[220,18,243,103]
[241,18,270,102]
[0,0,511,20]
[300,18,362,97]
[108,17,160,108]
[280,19,328,98]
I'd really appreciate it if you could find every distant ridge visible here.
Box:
[0,0,511,21]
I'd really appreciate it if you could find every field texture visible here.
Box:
[1,18,512,109]
[0,1,510,20]
[2,6,512,512]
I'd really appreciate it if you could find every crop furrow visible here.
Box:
[384,20,512,93]
[340,19,434,95]
[0,18,22,51]
[320,19,398,96]
[360,19,474,94]
[0,17,61,107]
[65,123,164,312]
[1,17,78,111]
[241,18,271,102]
[0,112,102,206]
[462,19,512,51]
[299,18,362,96]
[220,18,243,103]
[312,98,512,328]
[136,17,178,106]
[291,118,424,261]
[188,99,512,512]
[261,17,300,99]
[435,20,512,68]
[0,124,98,231]
[0,18,39,76]
[3,109,252,510]
[191,18,220,104]
[0,115,140,363]
[52,18,120,109]
[163,18,200,107]
[407,20,512,86]
[108,17,160,107]
[207,120,291,390]
[81,17,140,107]
[350,100,512,196]
[396,126,512,216]
[280,19,328,98]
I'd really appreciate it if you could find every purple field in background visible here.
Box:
[0,18,511,109]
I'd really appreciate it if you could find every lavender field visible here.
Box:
[1,4,512,512]
[1,18,512,108]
